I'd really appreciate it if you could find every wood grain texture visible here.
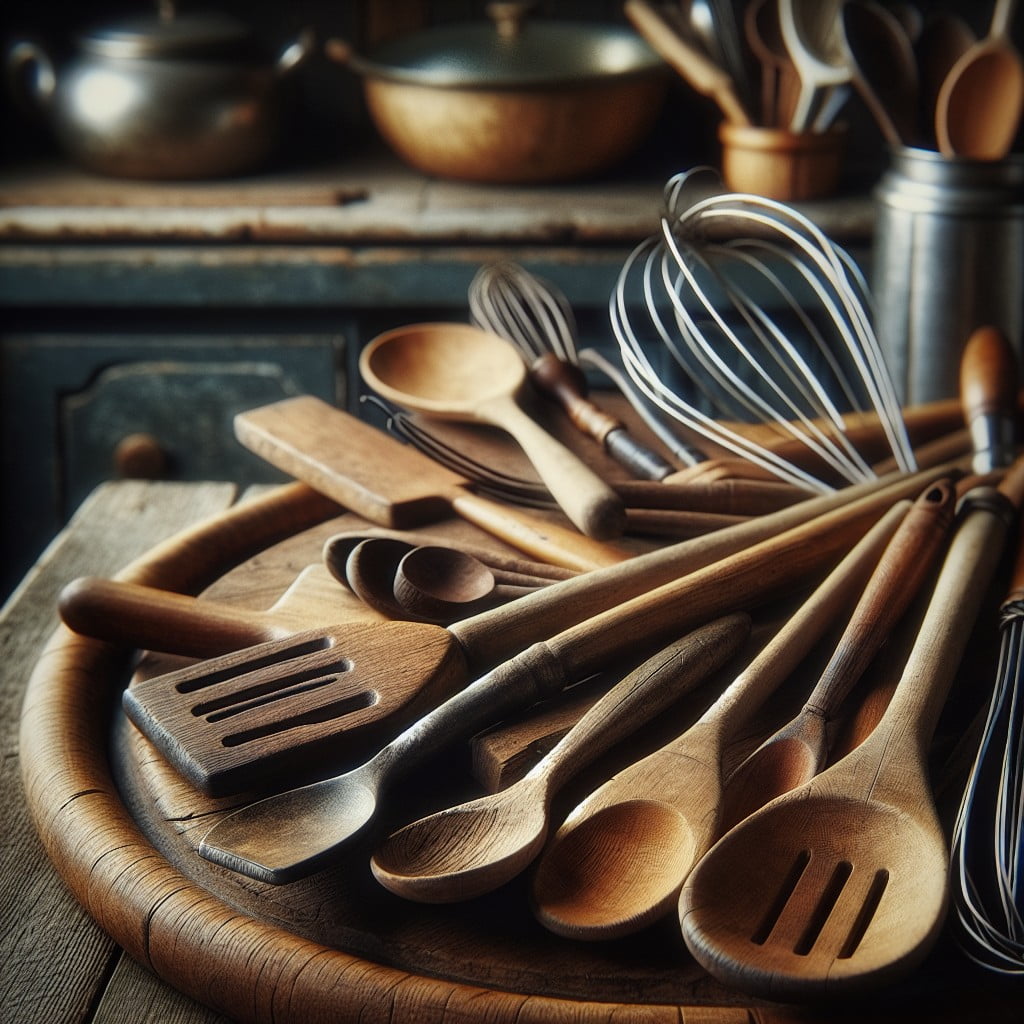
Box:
[13,480,1020,1023]
[3,480,239,1024]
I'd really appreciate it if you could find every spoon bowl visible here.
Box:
[681,795,946,996]
[936,0,1023,159]
[360,323,626,539]
[370,622,749,904]
[532,800,697,939]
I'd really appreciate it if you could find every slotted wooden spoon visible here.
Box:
[679,464,1024,1000]
[719,478,956,830]
[528,503,906,941]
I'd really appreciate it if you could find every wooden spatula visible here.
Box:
[233,396,631,571]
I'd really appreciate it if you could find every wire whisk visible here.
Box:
[611,167,917,492]
[950,541,1024,975]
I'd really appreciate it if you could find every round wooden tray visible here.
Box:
[18,484,1004,1023]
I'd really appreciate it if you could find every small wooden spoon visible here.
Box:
[719,479,956,831]
[370,627,741,903]
[935,0,1023,158]
[392,545,542,622]
[679,468,1023,999]
[360,323,626,540]
[529,503,907,941]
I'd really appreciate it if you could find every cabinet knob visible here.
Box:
[114,433,169,479]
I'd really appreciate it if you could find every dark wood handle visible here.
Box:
[960,325,1019,471]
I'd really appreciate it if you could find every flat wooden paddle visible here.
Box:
[233,396,631,571]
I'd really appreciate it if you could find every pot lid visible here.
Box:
[80,6,257,59]
[361,4,662,88]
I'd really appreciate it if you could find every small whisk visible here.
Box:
[610,167,917,493]
[468,261,698,478]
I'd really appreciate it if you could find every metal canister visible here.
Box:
[871,146,1024,405]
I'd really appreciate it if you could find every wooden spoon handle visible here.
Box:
[960,325,1019,472]
[484,393,626,540]
[58,576,280,657]
[531,616,751,798]
[880,470,1022,749]
[453,463,959,669]
[802,479,957,717]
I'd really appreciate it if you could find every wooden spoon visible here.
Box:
[936,0,1024,159]
[528,504,907,941]
[679,466,1024,999]
[370,625,744,903]
[199,616,750,884]
[718,479,956,831]
[392,545,541,622]
[344,538,422,620]
[359,323,626,540]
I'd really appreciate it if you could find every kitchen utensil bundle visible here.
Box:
[530,500,908,940]
[234,396,631,571]
[680,461,1024,999]
[611,168,916,493]
[124,463,935,796]
[200,616,750,884]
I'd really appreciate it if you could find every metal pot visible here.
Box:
[7,5,311,179]
[327,2,668,184]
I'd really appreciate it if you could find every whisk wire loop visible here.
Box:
[612,169,917,490]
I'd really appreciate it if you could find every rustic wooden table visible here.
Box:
[2,479,1019,1023]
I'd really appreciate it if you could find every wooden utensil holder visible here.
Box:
[718,123,845,200]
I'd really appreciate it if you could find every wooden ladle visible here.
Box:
[718,479,956,831]
[369,623,744,903]
[935,0,1024,159]
[360,323,626,540]
[679,468,1023,999]
[528,504,907,941]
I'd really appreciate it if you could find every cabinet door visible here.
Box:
[1,332,344,597]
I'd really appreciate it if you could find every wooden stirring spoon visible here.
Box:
[370,622,749,903]
[719,478,956,831]
[679,465,1024,1000]
[199,616,750,883]
[936,0,1024,159]
[360,323,626,540]
[529,503,907,941]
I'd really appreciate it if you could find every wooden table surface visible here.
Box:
[2,478,1019,1023]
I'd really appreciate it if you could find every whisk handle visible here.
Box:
[531,353,676,481]
[960,325,1019,473]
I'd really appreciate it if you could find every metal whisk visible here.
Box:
[610,167,917,492]
[468,261,696,479]
[950,535,1024,975]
